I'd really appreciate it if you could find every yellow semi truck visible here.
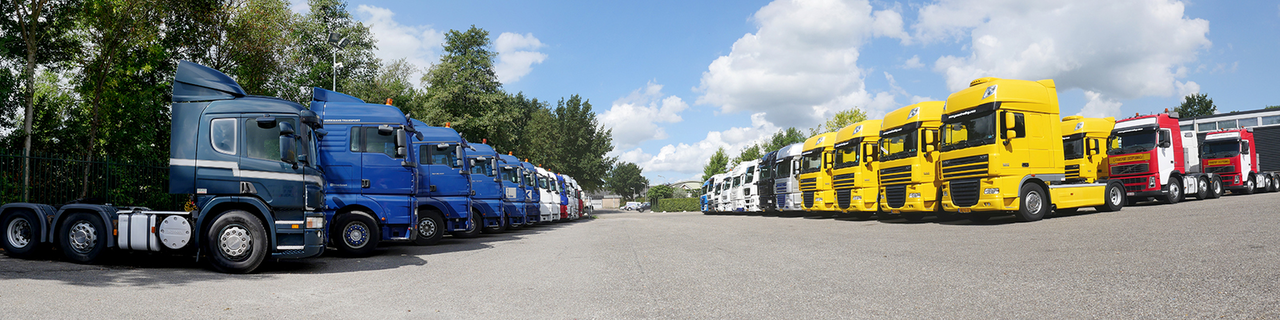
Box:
[832,120,882,219]
[799,132,838,214]
[937,78,1126,222]
[1060,116,1115,184]
[878,101,945,221]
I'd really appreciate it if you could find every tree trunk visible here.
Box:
[19,0,49,202]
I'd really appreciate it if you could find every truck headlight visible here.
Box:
[850,195,862,201]
[305,216,325,229]
[816,197,824,203]
[1148,176,1157,189]
[1234,175,1240,183]
[908,193,921,198]
[983,188,1000,195]
[941,191,948,197]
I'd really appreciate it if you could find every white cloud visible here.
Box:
[599,82,690,149]
[288,1,309,15]
[1175,80,1200,98]
[1077,91,1122,118]
[493,32,548,83]
[616,113,781,176]
[902,55,924,69]
[915,0,1210,108]
[696,0,910,128]
[356,5,445,86]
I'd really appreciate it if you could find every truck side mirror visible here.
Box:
[395,129,407,148]
[396,146,407,159]
[300,110,320,128]
[278,121,295,136]
[1088,139,1100,155]
[256,115,277,128]
[378,124,394,136]
[923,130,937,152]
[315,128,328,139]
[279,134,297,166]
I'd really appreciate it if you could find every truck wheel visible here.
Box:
[1094,181,1125,212]
[206,210,268,274]
[2,210,41,258]
[1194,177,1209,200]
[332,212,380,257]
[412,209,444,246]
[451,210,483,238]
[1159,177,1182,204]
[1208,177,1223,199]
[1240,176,1255,195]
[58,212,108,264]
[1015,183,1048,222]
[1267,174,1278,192]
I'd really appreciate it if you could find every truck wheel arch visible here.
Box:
[1,204,56,243]
[51,204,118,248]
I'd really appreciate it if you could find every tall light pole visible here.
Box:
[327,32,349,91]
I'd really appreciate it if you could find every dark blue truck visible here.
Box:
[499,153,528,228]
[0,61,326,273]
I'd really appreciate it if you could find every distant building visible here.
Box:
[1177,107,1280,171]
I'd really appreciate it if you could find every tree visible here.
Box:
[730,144,762,167]
[646,184,674,202]
[762,127,807,152]
[1175,93,1216,118]
[808,108,868,136]
[548,95,614,192]
[702,147,729,181]
[343,58,424,109]
[605,162,648,202]
[281,0,379,103]
[1266,105,1279,110]
[418,26,516,150]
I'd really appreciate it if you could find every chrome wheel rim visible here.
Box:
[1199,179,1207,195]
[68,221,97,254]
[219,226,251,258]
[1109,187,1122,205]
[7,217,32,248]
[417,217,437,238]
[1170,182,1180,199]
[343,222,369,248]
[1026,190,1043,214]
[1214,180,1222,194]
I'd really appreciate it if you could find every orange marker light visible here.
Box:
[445,122,451,128]
[386,98,394,105]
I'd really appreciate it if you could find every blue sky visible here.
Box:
[305,0,1280,185]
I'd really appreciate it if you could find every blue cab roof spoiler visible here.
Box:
[172,60,246,102]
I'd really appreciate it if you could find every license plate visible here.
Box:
[958,208,971,213]
[1126,192,1135,196]
[891,210,900,214]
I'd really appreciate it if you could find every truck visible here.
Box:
[756,151,778,212]
[311,88,421,255]
[936,78,1126,222]
[555,173,572,219]
[1107,111,1218,205]
[772,143,805,214]
[520,160,542,223]
[466,142,509,232]
[877,101,945,221]
[831,120,883,219]
[499,153,528,228]
[799,132,838,215]
[1060,116,1116,185]
[716,173,731,212]
[408,119,478,241]
[535,166,560,222]
[700,179,713,213]
[1200,128,1280,194]
[0,61,325,273]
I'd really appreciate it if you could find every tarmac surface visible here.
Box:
[2,193,1279,318]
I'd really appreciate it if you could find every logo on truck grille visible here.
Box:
[1110,153,1150,163]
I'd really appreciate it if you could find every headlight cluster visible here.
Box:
[983,188,1000,195]
[850,195,862,201]
[305,216,325,229]
[1148,176,1157,189]
[908,193,922,198]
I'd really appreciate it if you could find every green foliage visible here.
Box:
[546,95,614,192]
[280,0,379,103]
[702,147,729,181]
[646,184,674,202]
[1175,93,1216,118]
[808,108,868,137]
[605,161,648,202]
[762,127,806,153]
[417,26,511,148]
[656,197,699,212]
[730,144,761,167]
[1266,105,1279,110]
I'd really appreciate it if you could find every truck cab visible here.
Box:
[773,143,805,213]
[832,120,882,217]
[1108,112,1216,204]
[555,173,572,219]
[799,132,838,214]
[466,143,507,232]
[716,173,731,212]
[312,88,419,255]
[757,151,777,212]
[408,118,475,242]
[1201,128,1280,194]
[499,153,528,227]
[733,160,761,212]
[877,102,945,221]
[520,161,542,223]
[535,167,560,221]
[1060,116,1115,183]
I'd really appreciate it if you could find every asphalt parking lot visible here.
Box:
[3,193,1279,318]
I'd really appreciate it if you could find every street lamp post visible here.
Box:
[327,32,349,91]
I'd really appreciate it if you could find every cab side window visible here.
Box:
[363,127,399,159]
[244,118,295,161]
[210,118,236,155]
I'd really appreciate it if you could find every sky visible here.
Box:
[299,0,1280,185]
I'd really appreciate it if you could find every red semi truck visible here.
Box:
[1200,128,1280,194]
[1107,112,1222,204]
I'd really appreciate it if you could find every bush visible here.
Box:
[656,197,700,212]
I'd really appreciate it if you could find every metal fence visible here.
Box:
[0,152,185,210]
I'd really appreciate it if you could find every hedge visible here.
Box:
[656,197,700,212]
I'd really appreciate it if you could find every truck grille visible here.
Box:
[836,189,851,208]
[949,178,981,207]
[884,185,906,208]
[1118,177,1147,192]
[880,165,912,185]
[803,191,815,208]
[776,194,787,207]
[799,177,818,190]
[833,173,857,189]
[775,182,787,193]
[941,155,989,180]
[1111,163,1149,176]
[1205,165,1234,174]
[1065,164,1080,180]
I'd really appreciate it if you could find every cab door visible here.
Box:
[238,114,305,217]
[356,126,413,195]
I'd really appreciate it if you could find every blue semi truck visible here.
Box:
[465,142,511,232]
[409,118,478,240]
[499,153,528,228]
[520,161,542,224]
[0,61,326,273]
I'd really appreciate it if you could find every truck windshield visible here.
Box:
[538,175,548,188]
[880,130,918,161]
[745,166,755,183]
[733,176,742,187]
[1063,136,1084,160]
[501,167,519,184]
[471,158,493,176]
[1201,140,1240,159]
[833,139,861,169]
[800,151,822,174]
[775,157,793,178]
[941,111,997,152]
[1107,131,1156,155]
[525,172,536,187]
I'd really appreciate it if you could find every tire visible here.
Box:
[1094,181,1125,212]
[1015,183,1048,222]
[332,212,379,257]
[1159,177,1182,204]
[2,210,41,258]
[412,209,444,246]
[451,210,483,238]
[1240,175,1255,195]
[58,212,108,264]
[1267,174,1278,192]
[1194,177,1209,200]
[206,210,268,274]
[1208,177,1223,199]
